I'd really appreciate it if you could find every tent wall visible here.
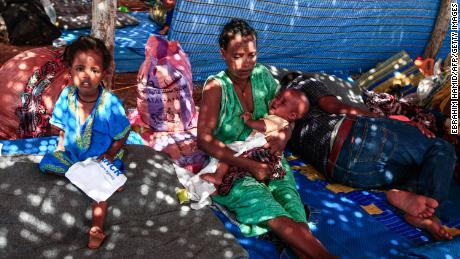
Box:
[169,0,452,82]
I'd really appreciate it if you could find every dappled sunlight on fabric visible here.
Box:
[322,201,345,212]
[1,145,248,257]
[19,212,53,235]
[18,63,28,70]
[20,229,40,243]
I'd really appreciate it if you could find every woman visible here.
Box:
[197,18,336,258]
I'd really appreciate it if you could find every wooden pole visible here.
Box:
[423,0,451,59]
[91,0,117,90]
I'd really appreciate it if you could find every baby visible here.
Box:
[200,88,309,192]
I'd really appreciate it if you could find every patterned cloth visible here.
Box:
[363,90,438,134]
[16,55,66,138]
[218,147,286,195]
[286,75,345,174]
[208,64,306,237]
[39,85,131,174]
[136,35,197,132]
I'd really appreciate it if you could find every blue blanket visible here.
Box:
[214,152,460,258]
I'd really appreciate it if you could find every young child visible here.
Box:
[39,35,131,249]
[200,88,309,191]
[158,0,176,35]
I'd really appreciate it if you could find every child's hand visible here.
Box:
[98,153,115,163]
[241,112,252,122]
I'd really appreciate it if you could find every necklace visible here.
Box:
[77,94,98,103]
[234,79,251,97]
[232,79,253,112]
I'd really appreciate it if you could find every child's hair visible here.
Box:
[219,18,257,50]
[63,35,112,71]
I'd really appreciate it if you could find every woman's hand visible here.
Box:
[249,161,273,182]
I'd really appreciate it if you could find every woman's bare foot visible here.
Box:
[404,214,453,241]
[386,189,438,218]
[200,173,222,185]
[88,226,106,249]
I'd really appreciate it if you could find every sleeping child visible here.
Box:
[200,88,309,195]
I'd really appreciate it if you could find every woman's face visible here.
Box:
[221,34,257,81]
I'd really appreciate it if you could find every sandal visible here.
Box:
[88,226,106,249]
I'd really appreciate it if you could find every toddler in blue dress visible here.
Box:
[39,35,131,249]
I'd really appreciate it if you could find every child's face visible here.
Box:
[70,50,105,97]
[220,34,257,81]
[269,90,308,121]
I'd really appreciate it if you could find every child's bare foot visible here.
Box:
[404,214,453,241]
[116,186,124,192]
[386,189,438,218]
[88,226,106,249]
[200,173,223,185]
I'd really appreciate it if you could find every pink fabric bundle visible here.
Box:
[137,35,197,132]
[0,47,69,139]
[132,35,204,171]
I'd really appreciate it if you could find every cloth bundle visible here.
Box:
[131,35,204,172]
[0,47,69,139]
[356,51,424,97]
[137,35,197,132]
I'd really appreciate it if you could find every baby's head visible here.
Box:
[63,35,112,91]
[269,89,309,122]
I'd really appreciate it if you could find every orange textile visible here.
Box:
[0,47,68,139]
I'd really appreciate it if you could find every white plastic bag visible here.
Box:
[228,131,267,157]
[65,157,127,202]
[40,0,57,24]
[173,131,268,210]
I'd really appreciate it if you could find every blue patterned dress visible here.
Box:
[39,85,131,174]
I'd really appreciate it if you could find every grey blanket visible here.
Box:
[0,144,247,258]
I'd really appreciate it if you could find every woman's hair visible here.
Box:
[63,35,112,71]
[219,18,257,50]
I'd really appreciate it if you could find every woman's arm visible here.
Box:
[197,80,273,180]
[318,96,375,116]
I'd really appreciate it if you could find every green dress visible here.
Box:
[206,64,306,237]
